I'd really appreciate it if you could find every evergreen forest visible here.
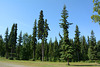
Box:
[0,0,100,65]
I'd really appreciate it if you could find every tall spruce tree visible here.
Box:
[9,24,14,59]
[49,38,53,61]
[88,30,97,60]
[38,10,50,61]
[59,5,73,65]
[44,19,50,61]
[21,33,31,60]
[16,31,22,60]
[38,10,45,61]
[97,41,100,59]
[0,35,5,57]
[32,19,37,61]
[4,28,9,59]
[53,37,59,61]
[80,36,88,60]
[9,24,17,59]
[74,25,80,61]
[14,24,17,51]
[28,35,32,59]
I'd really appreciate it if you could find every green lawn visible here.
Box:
[0,57,100,67]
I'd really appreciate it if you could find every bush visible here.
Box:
[9,57,14,60]
[97,60,100,64]
[15,57,20,60]
[33,58,35,61]
[85,60,96,63]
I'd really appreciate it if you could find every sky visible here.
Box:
[0,0,100,42]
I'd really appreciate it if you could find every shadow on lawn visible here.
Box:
[71,65,100,66]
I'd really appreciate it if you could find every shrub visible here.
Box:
[97,60,100,64]
[85,60,96,63]
[15,57,20,60]
[9,57,14,60]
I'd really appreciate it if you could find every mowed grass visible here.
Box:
[0,57,100,67]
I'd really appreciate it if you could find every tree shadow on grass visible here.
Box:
[70,65,100,66]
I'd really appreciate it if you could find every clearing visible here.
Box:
[0,58,100,67]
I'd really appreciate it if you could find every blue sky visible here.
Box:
[0,0,100,42]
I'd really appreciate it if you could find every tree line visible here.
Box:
[0,4,100,65]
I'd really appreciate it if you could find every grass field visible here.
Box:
[0,57,100,67]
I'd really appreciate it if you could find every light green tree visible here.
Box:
[91,0,100,24]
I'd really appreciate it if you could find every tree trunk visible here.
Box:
[6,52,8,59]
[77,51,79,61]
[6,43,8,59]
[18,46,19,59]
[33,49,35,61]
[47,47,48,61]
[67,58,70,65]
[42,39,44,61]
[11,47,13,58]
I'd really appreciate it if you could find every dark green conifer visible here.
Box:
[74,25,81,61]
[88,30,97,60]
[38,10,44,61]
[53,37,59,61]
[16,31,22,60]
[59,5,73,65]
[80,36,88,60]
[38,10,50,61]
[0,35,5,57]
[4,28,9,59]
[9,24,17,60]
[49,38,53,61]
[32,19,37,61]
